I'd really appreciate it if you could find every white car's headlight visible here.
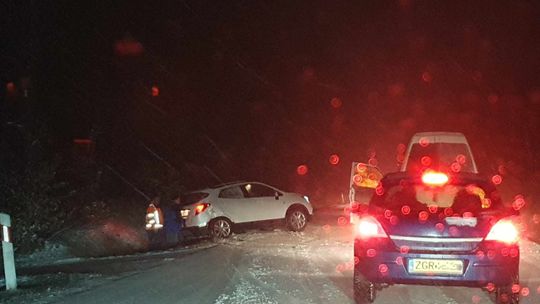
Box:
[303,195,310,203]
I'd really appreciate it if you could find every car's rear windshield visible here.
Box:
[406,143,474,173]
[370,178,503,216]
[181,192,209,205]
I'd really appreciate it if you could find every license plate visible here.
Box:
[408,259,463,275]
[180,209,190,218]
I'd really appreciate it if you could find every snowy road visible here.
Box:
[5,209,540,304]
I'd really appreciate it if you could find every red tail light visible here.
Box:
[422,171,449,186]
[356,216,387,239]
[485,219,519,244]
[194,203,210,215]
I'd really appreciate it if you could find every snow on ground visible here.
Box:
[212,220,354,304]
[14,241,78,267]
[4,209,540,303]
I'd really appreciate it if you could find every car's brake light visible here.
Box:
[422,171,449,186]
[485,219,519,244]
[356,216,387,239]
[194,203,210,215]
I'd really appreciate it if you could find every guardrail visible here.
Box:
[1,213,17,290]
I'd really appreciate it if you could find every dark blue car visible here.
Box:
[353,171,520,304]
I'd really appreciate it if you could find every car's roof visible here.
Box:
[190,181,275,193]
[409,132,469,144]
[210,181,247,189]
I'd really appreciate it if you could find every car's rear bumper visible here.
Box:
[354,240,519,287]
[182,225,209,237]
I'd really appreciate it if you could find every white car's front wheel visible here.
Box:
[286,209,307,231]
[209,218,233,239]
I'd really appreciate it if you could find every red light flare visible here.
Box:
[395,256,403,265]
[512,284,521,294]
[533,214,540,224]
[521,287,530,297]
[401,205,411,215]
[390,215,399,225]
[367,249,377,257]
[498,164,507,175]
[329,154,340,165]
[419,137,430,147]
[356,163,367,173]
[428,205,438,214]
[471,295,481,304]
[486,282,495,292]
[456,154,467,165]
[472,70,483,82]
[418,211,429,222]
[354,256,360,265]
[378,264,388,274]
[491,174,503,185]
[435,223,444,232]
[398,0,413,9]
[368,157,378,166]
[510,248,518,258]
[444,207,454,216]
[6,82,16,94]
[396,143,406,154]
[73,138,93,145]
[387,83,405,97]
[421,71,433,83]
[421,156,432,166]
[296,165,308,176]
[476,250,485,260]
[451,162,462,173]
[400,246,409,254]
[488,94,499,105]
[151,86,160,97]
[353,174,363,185]
[375,185,385,196]
[384,209,392,219]
[330,97,342,108]
[512,195,526,211]
[114,38,144,56]
[337,216,347,226]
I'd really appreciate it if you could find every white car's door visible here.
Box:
[216,185,253,223]
[243,183,284,221]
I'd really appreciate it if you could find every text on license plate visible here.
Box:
[180,210,190,218]
[408,259,463,275]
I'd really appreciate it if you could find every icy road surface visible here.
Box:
[4,209,540,304]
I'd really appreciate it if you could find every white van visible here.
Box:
[400,132,478,173]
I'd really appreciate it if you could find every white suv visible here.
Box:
[180,182,313,238]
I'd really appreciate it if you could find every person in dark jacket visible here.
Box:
[164,192,184,247]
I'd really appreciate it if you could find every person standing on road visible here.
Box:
[164,192,184,247]
[146,195,165,248]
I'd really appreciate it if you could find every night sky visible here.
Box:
[3,1,540,202]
